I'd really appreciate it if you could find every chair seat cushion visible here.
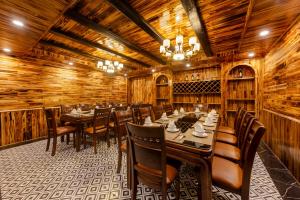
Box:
[216,132,237,145]
[136,163,178,184]
[214,142,240,161]
[85,126,106,135]
[212,156,243,190]
[120,142,127,152]
[217,126,235,135]
[57,126,76,135]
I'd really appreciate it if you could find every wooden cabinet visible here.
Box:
[225,65,256,126]
[155,75,170,105]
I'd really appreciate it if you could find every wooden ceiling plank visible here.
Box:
[238,0,255,51]
[39,40,136,70]
[181,0,213,57]
[49,28,150,67]
[64,10,166,65]
[104,0,165,44]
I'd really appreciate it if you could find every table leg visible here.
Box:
[198,159,212,200]
[76,125,81,152]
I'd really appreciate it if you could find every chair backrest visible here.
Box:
[138,106,152,124]
[152,105,164,121]
[241,120,265,186]
[126,122,167,188]
[114,109,133,145]
[233,107,243,130]
[93,108,111,132]
[163,104,173,116]
[235,109,247,137]
[237,113,255,149]
[44,108,57,137]
[115,106,128,111]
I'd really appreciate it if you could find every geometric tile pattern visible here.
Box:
[0,140,282,199]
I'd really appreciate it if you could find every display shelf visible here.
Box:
[156,83,169,86]
[227,77,255,81]
[173,80,221,94]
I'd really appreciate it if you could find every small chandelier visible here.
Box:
[97,60,124,73]
[160,35,200,61]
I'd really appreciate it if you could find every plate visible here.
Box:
[192,131,208,138]
[203,123,215,127]
[144,123,153,126]
[161,118,168,121]
[167,128,180,132]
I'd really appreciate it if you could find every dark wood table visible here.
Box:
[61,113,94,152]
[158,112,218,200]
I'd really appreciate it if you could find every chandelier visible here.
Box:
[160,35,200,61]
[97,60,124,73]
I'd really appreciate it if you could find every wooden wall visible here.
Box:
[128,75,154,104]
[262,20,300,181]
[0,55,127,147]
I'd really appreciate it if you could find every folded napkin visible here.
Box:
[76,108,82,113]
[167,120,176,130]
[173,109,179,115]
[71,109,77,114]
[161,112,167,119]
[195,107,200,113]
[194,122,205,133]
[210,109,217,114]
[179,107,185,113]
[205,117,213,125]
[144,116,152,124]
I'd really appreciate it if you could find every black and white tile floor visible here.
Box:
[0,140,287,199]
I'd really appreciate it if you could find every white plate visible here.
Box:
[192,131,208,138]
[161,118,168,121]
[144,123,153,126]
[203,123,215,127]
[167,128,180,132]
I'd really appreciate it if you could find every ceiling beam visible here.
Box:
[39,40,136,70]
[104,0,165,44]
[49,28,150,67]
[181,0,213,57]
[238,0,255,51]
[64,10,166,65]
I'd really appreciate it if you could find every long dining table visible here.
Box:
[160,112,218,200]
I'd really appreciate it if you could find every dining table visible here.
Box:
[154,111,219,200]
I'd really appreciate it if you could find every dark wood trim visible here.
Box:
[64,10,166,65]
[39,40,137,70]
[238,0,255,51]
[105,0,164,44]
[0,137,46,151]
[181,0,213,57]
[50,28,150,67]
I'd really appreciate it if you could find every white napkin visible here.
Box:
[179,107,185,113]
[108,104,112,108]
[95,106,99,109]
[173,109,179,115]
[77,108,82,113]
[205,117,213,125]
[195,107,200,113]
[120,104,122,106]
[167,120,176,130]
[194,122,205,133]
[199,104,203,108]
[161,112,167,120]
[210,109,217,114]
[207,113,214,118]
[90,109,94,114]
[144,116,152,125]
[71,109,77,114]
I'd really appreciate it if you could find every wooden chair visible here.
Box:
[113,109,133,173]
[45,108,76,156]
[151,105,164,121]
[212,119,266,200]
[216,109,247,145]
[84,108,111,154]
[126,122,180,200]
[60,104,77,142]
[217,107,243,135]
[115,106,128,111]
[214,112,255,162]
[163,104,173,116]
[138,106,152,124]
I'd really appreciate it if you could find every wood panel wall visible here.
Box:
[0,55,127,147]
[128,75,154,104]
[262,20,300,181]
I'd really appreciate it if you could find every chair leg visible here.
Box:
[51,137,57,156]
[175,176,180,200]
[46,135,50,151]
[131,174,137,200]
[61,135,64,142]
[66,134,70,145]
[113,127,117,144]
[241,186,250,200]
[73,133,76,148]
[93,135,97,154]
[106,130,110,148]
[162,185,167,200]
[117,150,122,173]
[83,132,87,149]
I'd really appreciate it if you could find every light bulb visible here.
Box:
[189,37,196,46]
[176,34,183,44]
[114,61,119,66]
[163,39,170,48]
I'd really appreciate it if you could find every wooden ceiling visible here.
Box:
[1,0,300,71]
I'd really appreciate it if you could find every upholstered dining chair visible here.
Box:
[212,119,266,200]
[84,108,111,154]
[44,108,77,156]
[113,109,133,173]
[163,104,174,116]
[151,105,164,121]
[214,112,255,162]
[216,109,247,145]
[217,107,243,135]
[126,122,180,200]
